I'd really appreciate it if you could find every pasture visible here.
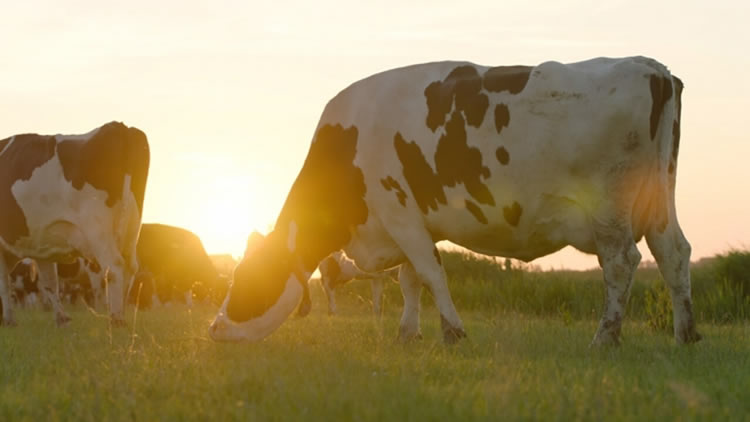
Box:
[2,251,749,421]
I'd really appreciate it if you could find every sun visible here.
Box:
[184,172,277,258]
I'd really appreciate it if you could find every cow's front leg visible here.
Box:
[37,262,71,326]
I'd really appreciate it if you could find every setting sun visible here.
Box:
[141,152,280,259]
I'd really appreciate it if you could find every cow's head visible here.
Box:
[209,228,306,342]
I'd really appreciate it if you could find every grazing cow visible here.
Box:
[136,223,219,307]
[210,57,699,346]
[317,251,398,317]
[0,121,149,326]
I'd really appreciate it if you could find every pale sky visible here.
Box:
[2,0,748,270]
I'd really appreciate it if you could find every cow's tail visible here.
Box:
[651,68,684,233]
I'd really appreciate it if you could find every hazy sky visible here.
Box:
[2,0,748,269]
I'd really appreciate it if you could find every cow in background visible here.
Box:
[0,121,149,326]
[8,258,39,307]
[58,258,104,307]
[136,224,219,307]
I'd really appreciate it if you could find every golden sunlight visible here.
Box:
[143,153,279,260]
[190,173,275,258]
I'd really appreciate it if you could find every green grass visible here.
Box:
[1,298,749,421]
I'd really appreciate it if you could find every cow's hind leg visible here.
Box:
[646,222,701,344]
[591,222,641,346]
[320,275,338,316]
[0,258,17,326]
[37,262,71,326]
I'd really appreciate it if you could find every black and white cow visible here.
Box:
[8,258,39,307]
[210,57,699,346]
[317,251,397,317]
[0,121,150,326]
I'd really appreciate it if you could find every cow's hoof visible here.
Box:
[440,315,466,344]
[110,317,127,328]
[1,318,18,327]
[442,326,467,345]
[589,333,621,348]
[397,326,423,343]
[296,300,312,318]
[678,329,703,344]
[56,314,72,326]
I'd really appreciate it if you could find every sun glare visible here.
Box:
[147,154,280,260]
[193,174,276,258]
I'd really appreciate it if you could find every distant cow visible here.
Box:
[135,223,219,307]
[57,258,103,307]
[8,258,39,307]
[0,121,150,326]
[210,57,699,346]
[317,251,397,317]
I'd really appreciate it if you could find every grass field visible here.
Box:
[2,286,749,421]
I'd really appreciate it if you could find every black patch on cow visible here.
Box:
[503,201,522,227]
[56,261,81,278]
[648,75,673,141]
[0,134,57,244]
[494,104,510,134]
[496,146,509,165]
[276,124,368,272]
[483,66,532,94]
[433,247,442,265]
[58,122,150,213]
[394,132,447,214]
[465,200,488,224]
[227,232,296,322]
[380,176,407,207]
[671,76,683,162]
[424,65,489,132]
[435,112,495,206]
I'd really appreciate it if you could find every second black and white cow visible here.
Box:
[0,121,150,326]
[210,56,699,346]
